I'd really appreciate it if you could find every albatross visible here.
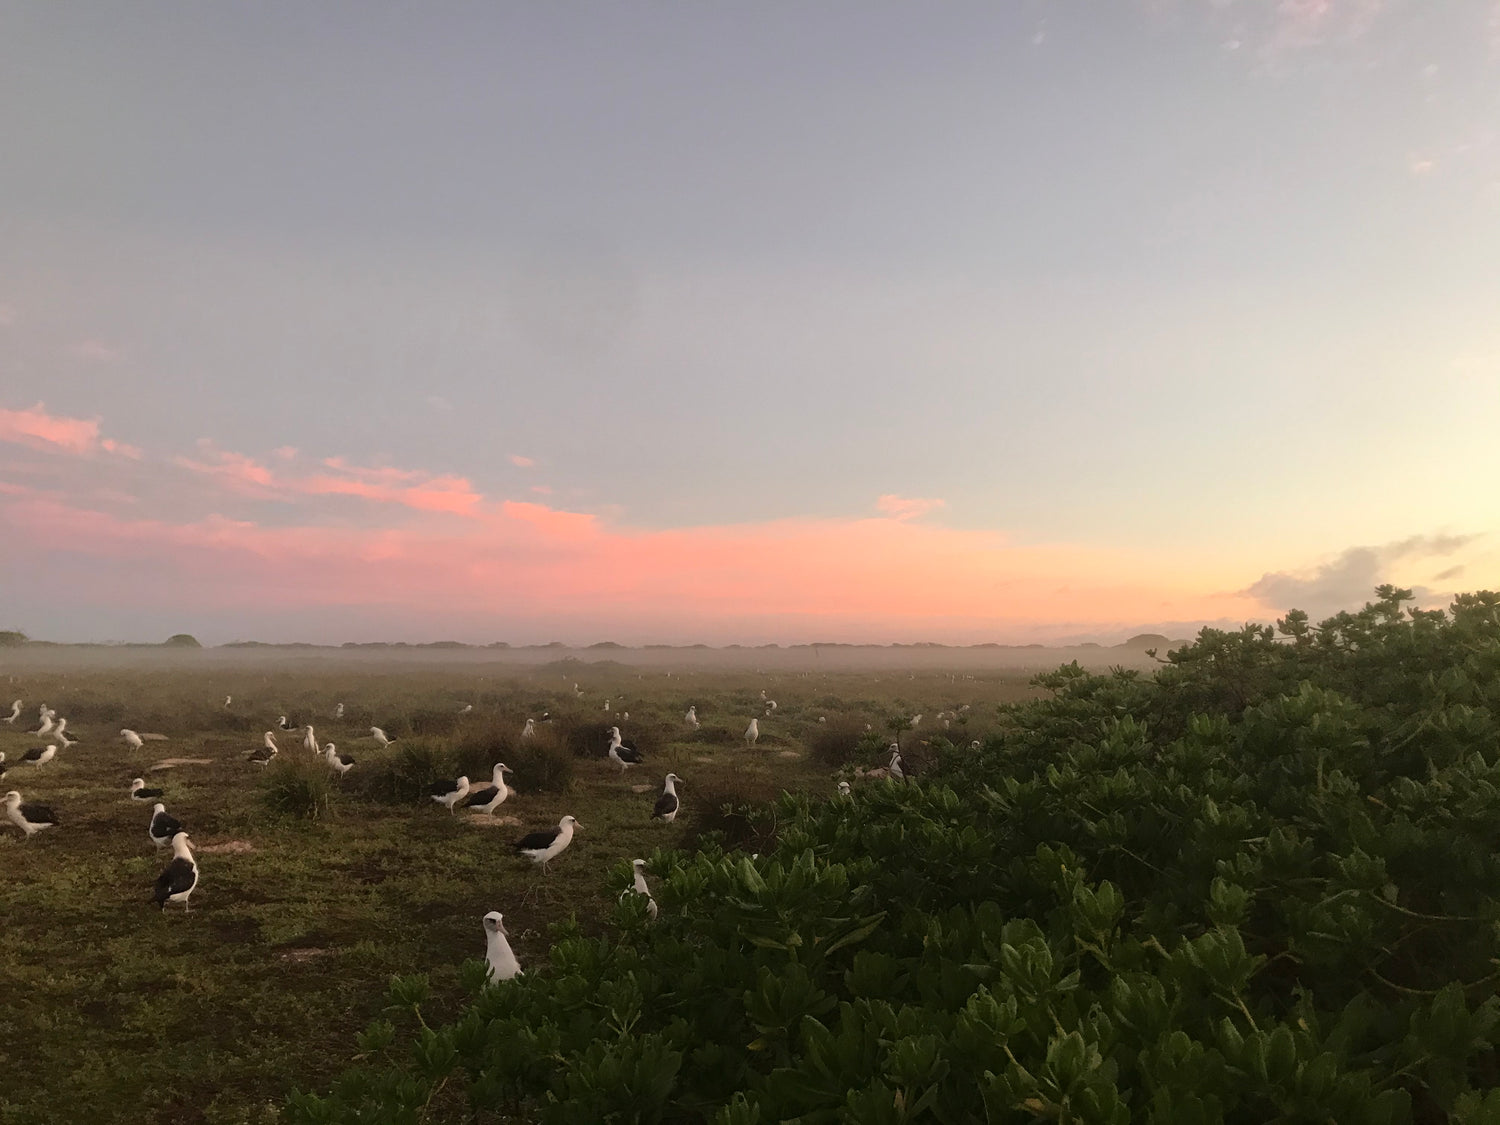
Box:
[148,802,184,848]
[513,815,579,873]
[481,911,522,980]
[4,790,58,837]
[323,743,355,778]
[302,725,318,754]
[121,729,144,750]
[153,832,199,913]
[54,718,76,748]
[429,775,470,813]
[130,777,165,801]
[652,773,682,822]
[3,699,19,724]
[606,727,643,774]
[370,726,395,748]
[464,763,513,814]
[744,718,759,747]
[626,858,659,919]
[20,745,56,767]
[248,732,278,765]
[684,706,699,730]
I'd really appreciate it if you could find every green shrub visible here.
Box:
[806,720,874,768]
[355,739,448,805]
[507,737,574,794]
[260,757,331,820]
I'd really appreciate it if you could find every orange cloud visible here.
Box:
[509,454,536,468]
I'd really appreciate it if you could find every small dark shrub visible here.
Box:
[261,757,332,820]
[807,721,868,768]
[407,708,462,737]
[453,721,518,779]
[681,774,785,853]
[508,736,574,793]
[356,739,449,805]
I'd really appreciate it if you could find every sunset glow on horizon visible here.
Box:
[3,3,1498,645]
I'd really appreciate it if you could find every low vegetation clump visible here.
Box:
[261,756,333,820]
[291,588,1500,1123]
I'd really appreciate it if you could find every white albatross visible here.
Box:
[153,831,199,913]
[324,743,355,778]
[148,802,184,848]
[464,763,513,814]
[652,773,682,822]
[302,725,318,754]
[370,726,395,748]
[744,718,759,747]
[684,706,699,730]
[54,718,77,748]
[607,727,643,774]
[121,729,145,750]
[20,745,56,767]
[521,718,536,739]
[625,858,659,919]
[482,911,522,980]
[248,731,278,765]
[429,775,470,813]
[513,815,580,873]
[5,790,58,837]
[3,699,20,724]
[30,714,55,738]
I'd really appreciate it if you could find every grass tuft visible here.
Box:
[260,756,333,820]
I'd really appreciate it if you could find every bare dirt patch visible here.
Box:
[198,840,255,854]
[150,757,214,770]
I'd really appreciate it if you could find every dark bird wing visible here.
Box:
[514,827,560,852]
[464,786,498,807]
[135,787,164,800]
[618,745,644,763]
[652,791,679,819]
[151,811,183,838]
[21,802,57,825]
[154,858,197,904]
[429,777,460,797]
[22,748,43,762]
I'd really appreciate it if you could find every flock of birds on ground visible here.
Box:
[3,684,971,980]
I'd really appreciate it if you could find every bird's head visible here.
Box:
[153,802,166,814]
[483,911,507,936]
[4,790,20,806]
[561,815,580,829]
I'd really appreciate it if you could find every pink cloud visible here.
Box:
[69,340,120,363]
[0,402,139,459]
[876,494,946,521]
[509,454,536,468]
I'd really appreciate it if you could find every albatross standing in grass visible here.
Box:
[3,699,20,724]
[684,706,699,730]
[607,727,643,774]
[513,815,579,873]
[323,743,355,778]
[20,745,56,768]
[121,729,144,750]
[481,911,522,980]
[148,803,184,848]
[652,773,682,822]
[744,718,759,747]
[430,775,470,813]
[464,763,513,814]
[248,732,278,765]
[130,777,164,801]
[153,832,198,913]
[54,718,76,748]
[302,725,318,754]
[5,790,58,837]
[370,726,395,748]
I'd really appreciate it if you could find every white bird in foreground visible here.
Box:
[888,745,905,783]
[627,859,659,919]
[5,790,58,837]
[148,802,183,848]
[684,706,699,730]
[54,718,76,748]
[248,731,278,765]
[324,743,355,778]
[224,695,232,708]
[607,727,643,774]
[652,774,682,822]
[31,714,55,738]
[514,815,579,873]
[130,777,165,801]
[837,780,852,797]
[3,700,20,724]
[370,726,395,748]
[302,725,318,754]
[521,718,536,739]
[430,775,470,813]
[482,911,522,980]
[744,718,759,747]
[464,763,513,814]
[153,831,198,913]
[333,702,345,719]
[121,729,145,750]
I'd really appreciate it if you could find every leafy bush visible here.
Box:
[507,737,574,794]
[354,739,448,805]
[290,588,1500,1124]
[805,719,870,768]
[260,756,331,820]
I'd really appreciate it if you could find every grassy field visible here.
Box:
[0,656,1040,1124]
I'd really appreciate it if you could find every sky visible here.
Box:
[2,1,1498,645]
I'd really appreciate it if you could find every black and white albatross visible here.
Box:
[606,727,643,774]
[5,790,58,837]
[652,773,682,822]
[153,831,199,912]
[148,802,184,848]
[513,815,580,873]
[482,911,522,980]
[130,777,165,801]
[464,763,513,814]
[429,775,470,813]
